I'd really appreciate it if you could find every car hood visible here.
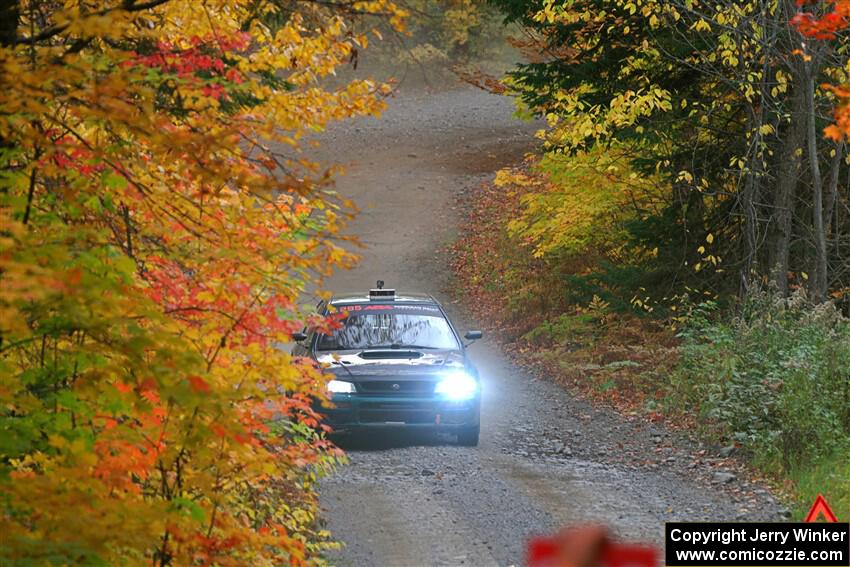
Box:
[317,349,465,377]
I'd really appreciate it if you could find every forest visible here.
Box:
[0,0,400,563]
[455,0,850,518]
[1,0,849,564]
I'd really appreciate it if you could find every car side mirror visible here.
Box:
[464,330,483,341]
[292,331,308,343]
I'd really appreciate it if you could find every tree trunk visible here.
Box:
[741,110,762,296]
[0,0,17,48]
[824,142,843,254]
[770,79,807,295]
[805,63,828,301]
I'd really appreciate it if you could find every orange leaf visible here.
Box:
[188,375,211,393]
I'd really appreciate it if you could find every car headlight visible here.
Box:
[434,371,478,401]
[327,379,355,394]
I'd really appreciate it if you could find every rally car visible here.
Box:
[291,283,483,446]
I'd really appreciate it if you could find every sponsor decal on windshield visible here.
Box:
[340,304,442,314]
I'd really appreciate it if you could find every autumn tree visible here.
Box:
[489,0,850,302]
[0,0,403,564]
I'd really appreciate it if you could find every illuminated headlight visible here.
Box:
[434,371,478,401]
[327,380,355,394]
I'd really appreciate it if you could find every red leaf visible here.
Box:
[188,375,211,393]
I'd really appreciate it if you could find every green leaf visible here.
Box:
[102,171,128,190]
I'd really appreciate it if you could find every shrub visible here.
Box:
[673,291,850,480]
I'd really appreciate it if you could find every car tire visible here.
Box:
[456,424,480,447]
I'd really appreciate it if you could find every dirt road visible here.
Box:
[311,84,785,567]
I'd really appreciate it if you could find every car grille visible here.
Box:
[359,408,435,424]
[359,401,433,410]
[356,380,434,395]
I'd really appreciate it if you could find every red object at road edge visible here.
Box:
[527,538,659,567]
[601,544,659,567]
[527,537,559,565]
[804,493,839,523]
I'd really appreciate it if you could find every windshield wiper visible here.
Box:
[329,359,355,378]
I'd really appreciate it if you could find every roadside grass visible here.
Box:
[790,452,850,519]
[670,295,850,517]
[450,163,850,517]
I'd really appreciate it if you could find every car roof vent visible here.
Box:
[359,350,422,359]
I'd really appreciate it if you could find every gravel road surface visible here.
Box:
[310,83,786,567]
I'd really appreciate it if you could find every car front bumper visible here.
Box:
[321,394,480,432]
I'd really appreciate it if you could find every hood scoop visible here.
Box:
[359,350,423,360]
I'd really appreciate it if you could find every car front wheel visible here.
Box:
[456,424,479,446]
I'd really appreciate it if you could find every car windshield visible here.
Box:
[316,305,459,351]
